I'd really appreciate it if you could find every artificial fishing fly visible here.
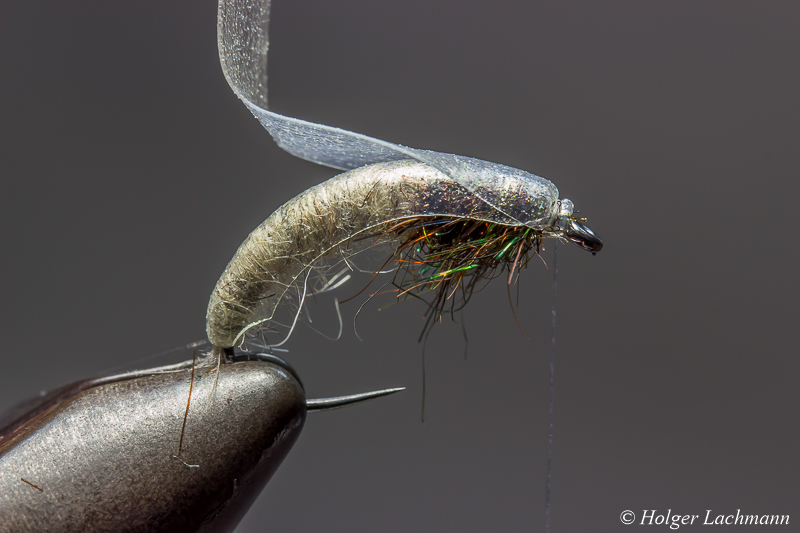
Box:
[207,0,603,352]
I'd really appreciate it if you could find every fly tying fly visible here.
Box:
[208,0,603,353]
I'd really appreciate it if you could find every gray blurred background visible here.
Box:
[2,1,798,531]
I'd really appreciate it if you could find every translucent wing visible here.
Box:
[217,0,559,228]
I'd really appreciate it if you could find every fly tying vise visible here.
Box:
[207,0,603,352]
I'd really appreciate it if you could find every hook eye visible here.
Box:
[562,217,603,255]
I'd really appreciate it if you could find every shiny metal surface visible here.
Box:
[0,360,306,533]
[306,387,406,411]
